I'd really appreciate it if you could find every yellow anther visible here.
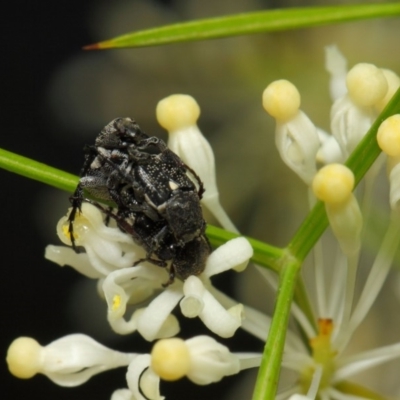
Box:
[151,338,191,381]
[262,80,300,121]
[62,224,77,242]
[112,294,121,311]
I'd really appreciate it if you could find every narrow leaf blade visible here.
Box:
[84,4,400,49]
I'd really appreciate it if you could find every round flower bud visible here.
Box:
[262,80,301,121]
[7,337,42,379]
[377,114,400,157]
[151,338,191,381]
[346,63,388,107]
[375,69,400,112]
[156,94,200,131]
[312,164,354,204]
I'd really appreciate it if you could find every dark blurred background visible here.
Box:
[2,0,400,399]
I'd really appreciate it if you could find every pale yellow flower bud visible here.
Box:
[377,114,400,157]
[375,69,400,112]
[346,63,388,107]
[151,338,191,381]
[156,94,200,131]
[7,337,42,379]
[312,164,361,255]
[262,80,300,121]
[312,164,354,204]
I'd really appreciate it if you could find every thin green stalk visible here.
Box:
[84,3,400,49]
[252,255,301,400]
[289,87,400,262]
[0,148,78,192]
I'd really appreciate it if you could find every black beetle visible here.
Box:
[68,118,211,285]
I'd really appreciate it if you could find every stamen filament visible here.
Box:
[338,211,400,351]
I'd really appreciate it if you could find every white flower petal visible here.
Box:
[185,336,240,385]
[45,245,103,279]
[198,290,243,338]
[103,266,166,316]
[137,286,183,341]
[108,308,180,339]
[52,203,145,277]
[107,308,141,335]
[275,111,321,184]
[325,45,348,101]
[126,354,164,400]
[85,233,138,268]
[181,275,205,317]
[204,237,253,277]
[111,388,134,400]
[77,203,135,245]
[325,194,362,256]
[334,341,400,383]
[330,95,374,158]
[140,368,165,400]
[102,266,180,337]
[316,128,344,164]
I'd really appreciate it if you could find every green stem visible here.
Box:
[253,87,400,399]
[0,148,78,192]
[289,86,400,262]
[252,254,301,400]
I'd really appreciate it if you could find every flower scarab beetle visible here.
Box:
[68,117,211,285]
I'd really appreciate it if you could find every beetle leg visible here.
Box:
[162,265,176,287]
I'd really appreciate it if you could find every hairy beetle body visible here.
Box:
[68,117,211,284]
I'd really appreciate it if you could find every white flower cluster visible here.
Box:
[7,92,263,399]
[263,46,400,399]
[46,202,252,341]
[7,46,400,400]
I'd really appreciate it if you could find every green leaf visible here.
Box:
[84,3,400,49]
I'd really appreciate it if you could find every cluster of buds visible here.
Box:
[262,46,400,399]
[6,46,400,399]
